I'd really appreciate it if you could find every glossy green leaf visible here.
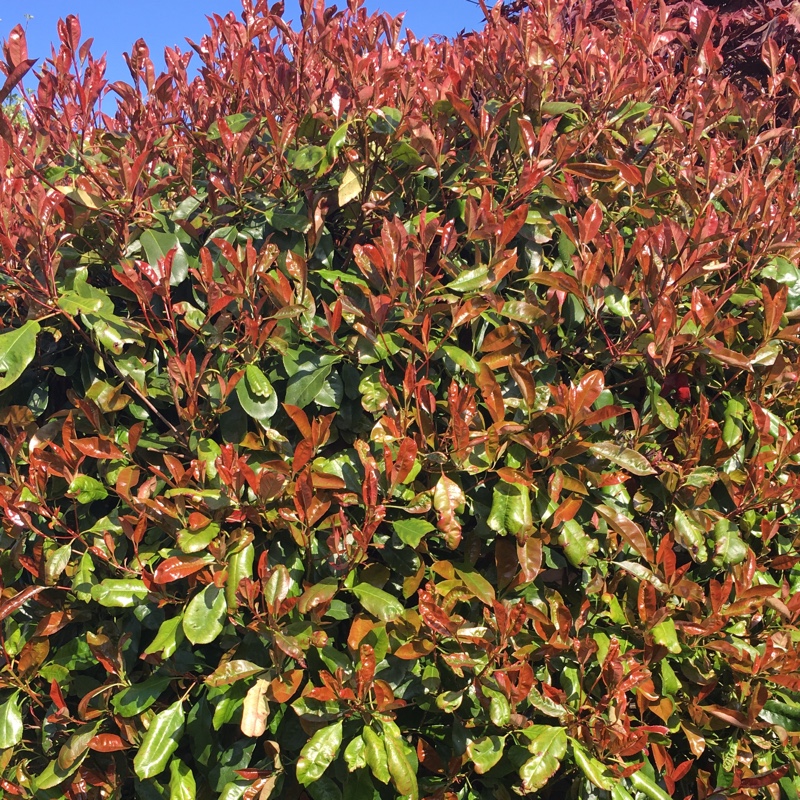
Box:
[183,584,227,645]
[712,519,748,567]
[0,692,23,748]
[383,724,418,800]
[236,366,278,421]
[449,265,490,292]
[292,145,326,171]
[351,582,403,621]
[487,481,532,536]
[91,579,149,608]
[0,320,39,392]
[654,395,679,430]
[650,618,681,654]
[67,474,109,504]
[572,740,614,790]
[392,518,435,547]
[285,362,335,409]
[518,726,567,791]
[673,508,709,563]
[589,442,655,475]
[141,229,189,286]
[144,615,184,658]
[558,519,598,566]
[112,675,173,717]
[362,725,390,784]
[205,659,264,688]
[338,166,362,206]
[133,700,185,779]
[442,345,480,374]
[296,720,343,786]
[467,735,505,774]
[344,734,367,771]
[169,758,197,800]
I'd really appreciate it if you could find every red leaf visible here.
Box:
[89,734,129,752]
[152,555,210,584]
[0,586,47,622]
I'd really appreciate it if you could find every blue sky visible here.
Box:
[1,0,485,87]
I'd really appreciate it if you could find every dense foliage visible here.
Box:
[1,0,800,797]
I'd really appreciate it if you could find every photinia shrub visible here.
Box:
[1,0,800,797]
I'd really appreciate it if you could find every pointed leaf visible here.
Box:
[518,726,567,791]
[352,583,403,621]
[0,321,39,392]
[133,700,185,779]
[182,584,227,645]
[0,692,23,748]
[296,720,343,786]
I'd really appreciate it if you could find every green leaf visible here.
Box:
[383,723,419,800]
[169,759,197,800]
[236,365,278,421]
[487,688,511,727]
[87,312,143,353]
[541,101,583,115]
[0,320,39,392]
[205,659,264,688]
[487,481,532,536]
[296,720,343,786]
[363,725,390,783]
[292,145,326,171]
[67,474,108,504]
[558,518,598,566]
[603,285,631,316]
[0,692,23,748]
[455,568,496,605]
[338,166,362,207]
[144,615,184,658]
[722,398,746,447]
[351,583,403,621]
[34,755,86,791]
[650,618,681,654]
[442,345,480,374]
[589,442,655,475]
[359,368,389,412]
[449,265,490,292]
[72,550,96,601]
[112,675,173,717]
[518,726,567,791]
[206,113,253,138]
[713,519,748,567]
[392,519,435,547]
[91,579,149,608]
[673,508,709,563]
[572,740,614,790]
[467,736,505,775]
[344,735,367,771]
[183,584,227,645]
[45,543,72,585]
[285,363,334,409]
[58,722,100,771]
[140,229,189,286]
[629,768,674,800]
[133,700,185,779]
[58,290,110,316]
[367,107,401,135]
[307,776,343,800]
[177,521,221,554]
[327,122,350,160]
[654,395,679,430]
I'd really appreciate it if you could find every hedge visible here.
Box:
[1,0,800,798]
